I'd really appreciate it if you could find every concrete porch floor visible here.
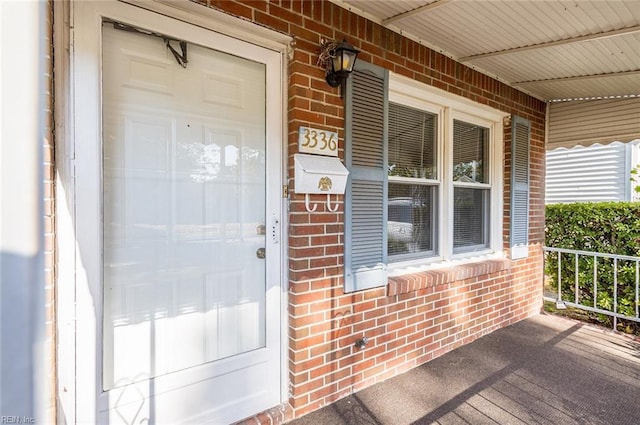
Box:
[287,314,640,425]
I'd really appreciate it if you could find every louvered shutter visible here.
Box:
[344,61,388,292]
[510,115,530,259]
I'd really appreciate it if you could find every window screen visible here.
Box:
[387,103,438,259]
[453,120,490,252]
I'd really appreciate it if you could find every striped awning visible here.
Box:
[547,97,640,150]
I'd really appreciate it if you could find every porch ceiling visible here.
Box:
[332,0,640,102]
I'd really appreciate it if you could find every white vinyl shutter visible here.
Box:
[344,61,388,292]
[510,115,530,259]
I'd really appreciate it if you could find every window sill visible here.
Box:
[387,257,512,296]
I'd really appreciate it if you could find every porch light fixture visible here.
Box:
[318,38,360,96]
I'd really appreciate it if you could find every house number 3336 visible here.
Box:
[298,126,339,157]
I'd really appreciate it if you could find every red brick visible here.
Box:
[51,2,546,424]
[254,10,290,33]
[211,0,253,19]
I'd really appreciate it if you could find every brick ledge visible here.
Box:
[387,258,512,296]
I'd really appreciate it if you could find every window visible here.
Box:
[385,81,504,270]
[452,119,490,253]
[345,63,509,292]
[386,101,496,262]
[388,103,438,259]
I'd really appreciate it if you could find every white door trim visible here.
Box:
[56,1,289,423]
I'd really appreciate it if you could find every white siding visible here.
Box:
[545,142,634,204]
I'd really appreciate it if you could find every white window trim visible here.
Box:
[388,73,506,276]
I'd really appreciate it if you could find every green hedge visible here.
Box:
[545,202,640,323]
[546,202,640,255]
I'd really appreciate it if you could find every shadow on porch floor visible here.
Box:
[287,313,640,425]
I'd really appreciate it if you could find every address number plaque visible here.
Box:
[298,126,339,157]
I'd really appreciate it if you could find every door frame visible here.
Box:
[55,1,291,423]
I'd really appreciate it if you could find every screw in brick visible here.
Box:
[355,335,368,349]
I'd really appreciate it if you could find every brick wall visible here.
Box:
[180,1,543,423]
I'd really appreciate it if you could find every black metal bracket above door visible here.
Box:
[110,21,188,68]
[164,39,188,68]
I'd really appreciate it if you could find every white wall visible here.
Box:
[545,141,640,204]
[0,1,46,422]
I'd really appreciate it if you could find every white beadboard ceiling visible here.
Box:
[332,0,640,102]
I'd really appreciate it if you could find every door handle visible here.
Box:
[256,247,266,259]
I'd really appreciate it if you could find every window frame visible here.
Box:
[388,73,505,274]
[387,100,442,262]
[450,112,492,255]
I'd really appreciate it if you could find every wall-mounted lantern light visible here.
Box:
[318,38,360,96]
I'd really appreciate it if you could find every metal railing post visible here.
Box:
[613,258,618,330]
[636,260,640,317]
[575,253,579,304]
[558,252,562,302]
[594,257,598,309]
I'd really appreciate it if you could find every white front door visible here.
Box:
[70,3,284,424]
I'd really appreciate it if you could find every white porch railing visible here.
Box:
[543,246,640,331]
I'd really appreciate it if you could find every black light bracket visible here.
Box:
[325,69,351,88]
[326,69,351,99]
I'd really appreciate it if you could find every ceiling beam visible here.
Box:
[459,25,640,62]
[513,69,640,86]
[382,0,455,26]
